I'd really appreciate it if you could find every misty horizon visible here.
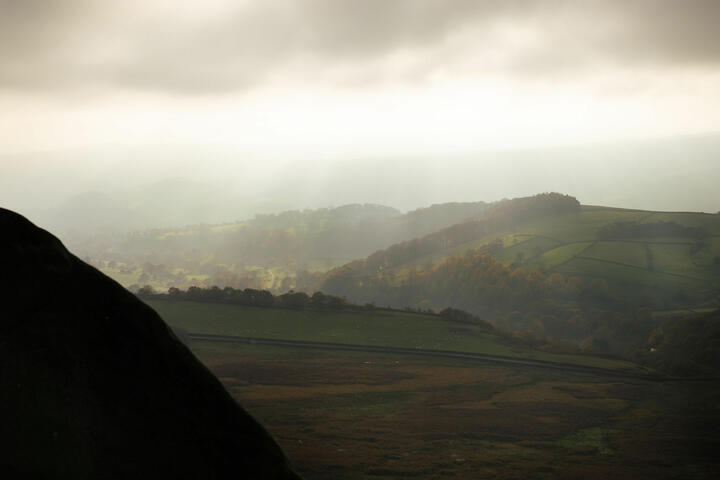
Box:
[3,1,720,232]
[3,131,719,235]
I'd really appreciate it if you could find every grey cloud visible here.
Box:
[607,0,720,66]
[0,0,101,87]
[107,1,508,93]
[0,0,718,94]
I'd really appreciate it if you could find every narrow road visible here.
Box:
[187,332,665,381]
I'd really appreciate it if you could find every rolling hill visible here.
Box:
[318,194,720,355]
[323,194,720,307]
[66,200,489,292]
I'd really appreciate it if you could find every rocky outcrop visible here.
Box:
[0,208,300,479]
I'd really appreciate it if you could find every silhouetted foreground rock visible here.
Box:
[0,208,301,479]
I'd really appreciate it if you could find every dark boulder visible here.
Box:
[0,208,300,479]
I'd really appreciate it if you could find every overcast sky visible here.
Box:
[1,0,719,218]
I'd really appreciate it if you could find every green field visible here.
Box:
[536,241,592,268]
[147,300,645,372]
[520,208,651,240]
[650,243,714,279]
[510,210,720,289]
[582,241,648,269]
[554,256,704,291]
[384,206,720,297]
[494,235,562,264]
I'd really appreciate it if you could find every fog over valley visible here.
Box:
[3,132,720,235]
[2,1,720,479]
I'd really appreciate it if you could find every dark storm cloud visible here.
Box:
[0,0,718,93]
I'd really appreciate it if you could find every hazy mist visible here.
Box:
[1,0,719,232]
[2,133,718,235]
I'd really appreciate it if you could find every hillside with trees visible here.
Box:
[72,190,720,360]
[321,194,720,357]
[66,201,488,292]
[629,309,720,377]
[330,193,581,278]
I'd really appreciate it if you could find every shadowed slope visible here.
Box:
[0,208,300,479]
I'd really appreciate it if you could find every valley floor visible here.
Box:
[190,341,720,480]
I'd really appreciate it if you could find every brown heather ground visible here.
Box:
[191,341,720,480]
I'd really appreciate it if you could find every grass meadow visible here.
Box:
[148,300,647,372]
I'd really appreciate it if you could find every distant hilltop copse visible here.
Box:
[0,208,301,479]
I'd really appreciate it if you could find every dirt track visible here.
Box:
[187,332,666,381]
